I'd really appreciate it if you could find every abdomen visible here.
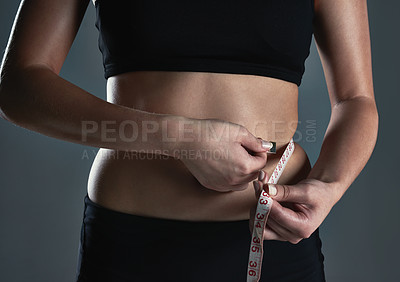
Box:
[88,71,310,221]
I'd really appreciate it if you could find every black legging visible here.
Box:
[76,194,326,282]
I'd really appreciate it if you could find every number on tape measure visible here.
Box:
[256,213,264,220]
[247,138,295,282]
[249,261,257,267]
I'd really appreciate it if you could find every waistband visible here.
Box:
[80,194,323,268]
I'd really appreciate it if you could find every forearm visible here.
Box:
[307,96,379,204]
[0,65,183,155]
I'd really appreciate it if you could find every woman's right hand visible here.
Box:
[175,118,273,192]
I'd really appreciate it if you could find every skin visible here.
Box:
[0,0,378,246]
[252,0,379,243]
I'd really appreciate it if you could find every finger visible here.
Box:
[258,170,268,184]
[263,227,287,241]
[262,183,311,204]
[254,171,268,197]
[241,133,273,153]
[266,217,303,244]
[236,147,267,176]
[269,200,308,238]
[234,171,261,188]
[247,151,268,172]
[253,180,261,198]
[227,172,261,191]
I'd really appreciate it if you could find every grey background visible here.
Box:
[0,1,398,281]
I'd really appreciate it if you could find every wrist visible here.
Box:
[324,180,345,206]
[308,168,350,202]
[305,176,345,206]
[158,114,197,158]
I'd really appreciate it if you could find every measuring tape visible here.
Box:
[247,138,295,282]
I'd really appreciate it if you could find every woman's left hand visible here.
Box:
[252,172,340,244]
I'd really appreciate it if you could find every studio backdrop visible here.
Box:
[0,1,399,281]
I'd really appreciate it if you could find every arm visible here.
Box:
[256,0,378,243]
[308,0,378,200]
[0,0,270,191]
[0,0,181,154]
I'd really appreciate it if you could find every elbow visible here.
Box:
[366,96,379,134]
[361,96,379,144]
[0,79,13,122]
[362,96,379,146]
[0,71,27,124]
[0,78,17,123]
[332,95,379,145]
[0,64,44,123]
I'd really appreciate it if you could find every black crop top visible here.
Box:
[93,0,314,86]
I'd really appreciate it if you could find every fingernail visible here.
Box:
[262,173,268,184]
[268,184,277,196]
[261,140,273,150]
[258,170,265,181]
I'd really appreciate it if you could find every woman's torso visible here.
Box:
[87,71,311,221]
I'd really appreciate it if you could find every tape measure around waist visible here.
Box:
[246,138,295,282]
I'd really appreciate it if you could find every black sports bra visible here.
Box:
[93,0,314,86]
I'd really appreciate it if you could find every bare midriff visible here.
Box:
[88,71,311,221]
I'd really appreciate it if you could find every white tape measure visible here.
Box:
[247,138,295,282]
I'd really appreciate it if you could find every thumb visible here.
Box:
[241,134,273,153]
[264,183,310,203]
